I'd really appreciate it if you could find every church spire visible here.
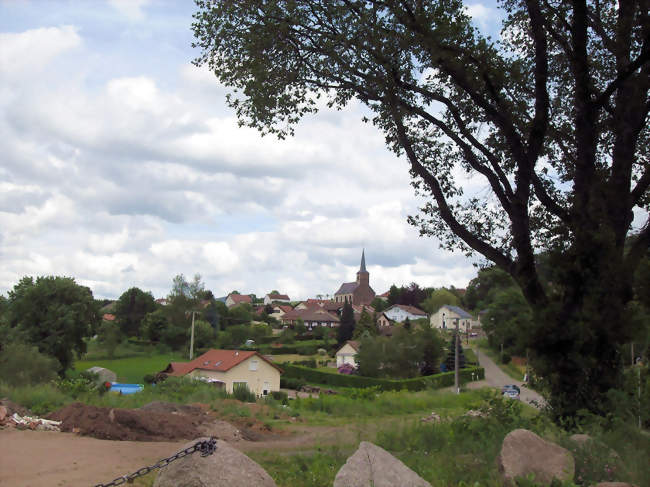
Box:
[360,249,367,273]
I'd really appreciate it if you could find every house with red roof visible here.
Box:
[160,349,282,396]
[225,294,253,308]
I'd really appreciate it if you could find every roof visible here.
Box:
[359,249,367,273]
[266,293,290,300]
[102,313,116,321]
[337,340,360,353]
[335,282,359,295]
[386,304,427,316]
[162,349,283,377]
[274,305,293,313]
[442,305,472,319]
[227,294,252,305]
[299,309,340,322]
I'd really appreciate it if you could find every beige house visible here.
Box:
[430,305,473,333]
[161,349,282,397]
[226,294,252,308]
[336,340,360,368]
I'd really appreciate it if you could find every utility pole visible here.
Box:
[189,310,197,360]
[454,318,460,394]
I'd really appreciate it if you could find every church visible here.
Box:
[334,250,376,305]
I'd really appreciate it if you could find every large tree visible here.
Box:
[192,1,650,420]
[6,276,99,373]
[114,287,157,337]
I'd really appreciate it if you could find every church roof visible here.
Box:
[359,249,367,273]
[335,281,359,295]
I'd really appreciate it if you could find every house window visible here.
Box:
[249,360,258,371]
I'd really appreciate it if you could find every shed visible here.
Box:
[87,366,117,383]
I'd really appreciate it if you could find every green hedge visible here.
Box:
[281,364,485,391]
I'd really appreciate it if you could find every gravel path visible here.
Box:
[467,348,545,409]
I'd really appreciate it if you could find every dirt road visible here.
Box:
[467,348,545,408]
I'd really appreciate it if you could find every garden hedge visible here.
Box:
[281,364,485,391]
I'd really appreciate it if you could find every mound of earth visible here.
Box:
[139,401,205,416]
[0,398,31,417]
[46,402,206,441]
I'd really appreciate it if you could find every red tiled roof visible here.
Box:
[228,294,252,304]
[162,349,282,377]
[275,305,293,313]
[267,293,290,300]
[102,314,116,321]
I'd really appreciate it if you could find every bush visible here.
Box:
[501,352,512,364]
[232,383,256,402]
[0,343,60,386]
[280,377,306,390]
[271,390,288,402]
[143,374,155,384]
[281,364,485,391]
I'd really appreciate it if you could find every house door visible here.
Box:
[263,381,270,396]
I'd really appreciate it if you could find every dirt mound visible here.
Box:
[139,401,204,416]
[46,402,205,441]
[0,398,31,417]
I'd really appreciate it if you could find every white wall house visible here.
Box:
[383,304,427,323]
[336,341,360,368]
[263,293,290,305]
[430,305,473,333]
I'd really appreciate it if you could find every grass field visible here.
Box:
[75,353,185,383]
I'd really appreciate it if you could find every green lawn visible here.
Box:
[75,353,185,383]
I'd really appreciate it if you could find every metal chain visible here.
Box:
[93,437,217,487]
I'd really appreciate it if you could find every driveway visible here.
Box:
[467,348,545,409]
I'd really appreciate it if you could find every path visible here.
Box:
[467,348,545,409]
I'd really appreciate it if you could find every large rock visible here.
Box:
[498,429,574,485]
[87,366,117,383]
[154,438,276,487]
[334,441,431,487]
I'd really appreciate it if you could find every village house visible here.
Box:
[160,349,282,397]
[383,304,427,323]
[336,340,360,368]
[263,293,291,305]
[429,304,473,333]
[333,250,375,305]
[376,312,391,328]
[225,293,252,308]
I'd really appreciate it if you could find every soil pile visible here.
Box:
[47,402,206,441]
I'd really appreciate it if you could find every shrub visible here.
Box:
[271,390,288,402]
[501,352,512,364]
[0,343,60,386]
[280,377,306,390]
[143,374,156,384]
[233,383,256,402]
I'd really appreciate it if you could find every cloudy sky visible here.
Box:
[0,1,505,301]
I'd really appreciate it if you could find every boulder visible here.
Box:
[334,441,431,487]
[0,406,7,422]
[154,438,276,487]
[87,366,117,384]
[569,433,593,446]
[498,429,574,485]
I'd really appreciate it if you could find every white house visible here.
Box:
[263,293,291,305]
[430,305,473,333]
[336,340,360,368]
[384,304,428,323]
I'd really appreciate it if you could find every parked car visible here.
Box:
[501,384,520,400]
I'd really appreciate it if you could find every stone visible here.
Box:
[498,429,574,485]
[334,441,431,487]
[154,438,276,487]
[0,406,7,421]
[420,411,442,423]
[569,433,594,446]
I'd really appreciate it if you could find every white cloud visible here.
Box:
[107,0,151,21]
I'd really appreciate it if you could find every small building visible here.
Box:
[430,305,473,333]
[383,304,427,323]
[160,349,282,397]
[376,312,391,328]
[263,293,291,305]
[226,294,252,308]
[336,340,360,368]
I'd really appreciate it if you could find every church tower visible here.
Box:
[356,249,369,287]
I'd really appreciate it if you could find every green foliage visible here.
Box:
[337,302,355,345]
[444,333,467,371]
[0,382,70,416]
[113,287,157,337]
[55,373,99,398]
[421,288,460,315]
[232,382,257,402]
[484,287,534,356]
[7,276,99,373]
[187,319,215,349]
[96,321,123,359]
[464,266,517,311]
[0,342,59,386]
[353,309,377,338]
[282,363,484,391]
[139,309,169,343]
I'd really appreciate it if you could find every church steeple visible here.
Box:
[360,249,367,273]
[356,249,369,286]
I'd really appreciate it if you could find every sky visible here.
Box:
[0,0,506,301]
